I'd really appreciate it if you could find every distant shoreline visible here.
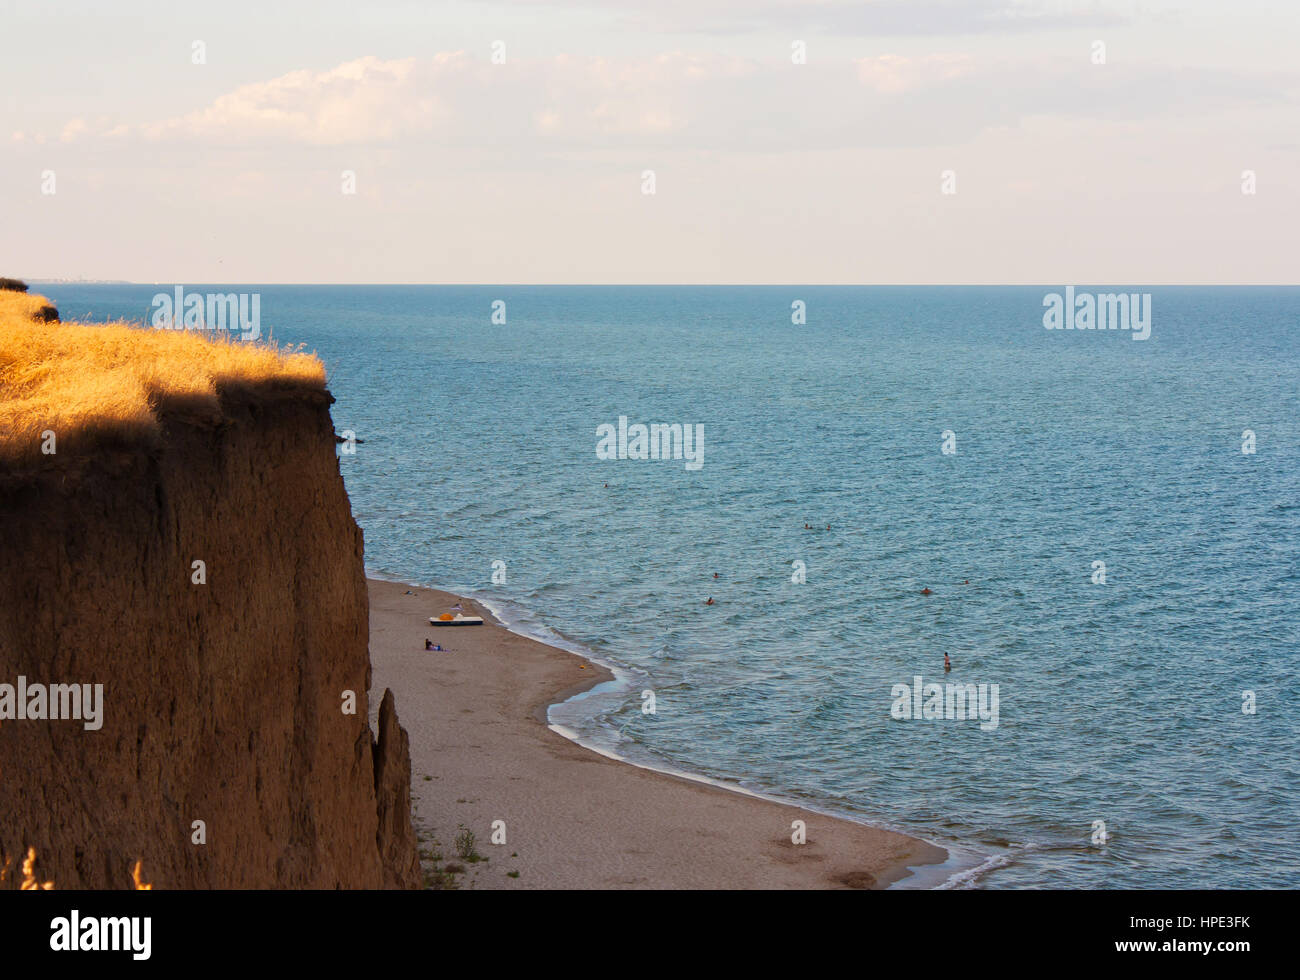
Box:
[367,577,947,889]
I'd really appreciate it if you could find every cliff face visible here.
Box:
[0,387,421,889]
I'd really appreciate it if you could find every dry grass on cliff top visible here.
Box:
[0,289,326,463]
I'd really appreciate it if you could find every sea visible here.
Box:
[39,283,1300,889]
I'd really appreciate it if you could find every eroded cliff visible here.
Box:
[0,383,421,888]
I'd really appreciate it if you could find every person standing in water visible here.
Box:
[943,652,952,672]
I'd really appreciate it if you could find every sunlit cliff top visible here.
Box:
[0,285,326,463]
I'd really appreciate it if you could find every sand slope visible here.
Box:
[368,579,945,889]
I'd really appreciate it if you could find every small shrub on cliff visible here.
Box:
[454,827,479,861]
[425,866,460,890]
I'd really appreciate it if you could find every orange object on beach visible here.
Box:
[429,614,485,627]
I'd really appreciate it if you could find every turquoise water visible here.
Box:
[44,284,1300,888]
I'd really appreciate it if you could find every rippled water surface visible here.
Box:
[48,284,1300,887]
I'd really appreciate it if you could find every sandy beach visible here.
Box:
[367,578,947,889]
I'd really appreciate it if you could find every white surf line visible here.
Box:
[471,589,985,889]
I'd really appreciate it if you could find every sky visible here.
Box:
[3,0,1297,284]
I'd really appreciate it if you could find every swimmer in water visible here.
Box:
[921,587,933,595]
[705,597,715,606]
[713,572,719,579]
[944,652,952,672]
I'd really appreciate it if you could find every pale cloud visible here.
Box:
[60,118,88,142]
[45,50,1294,157]
[51,52,755,148]
[140,55,456,145]
[856,54,974,94]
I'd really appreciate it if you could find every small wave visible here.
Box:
[936,851,1016,890]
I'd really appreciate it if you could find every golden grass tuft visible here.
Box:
[19,848,55,889]
[0,290,326,464]
[0,846,55,890]
[132,860,153,890]
[0,289,54,322]
[0,847,156,889]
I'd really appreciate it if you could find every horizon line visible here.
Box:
[21,280,1300,288]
